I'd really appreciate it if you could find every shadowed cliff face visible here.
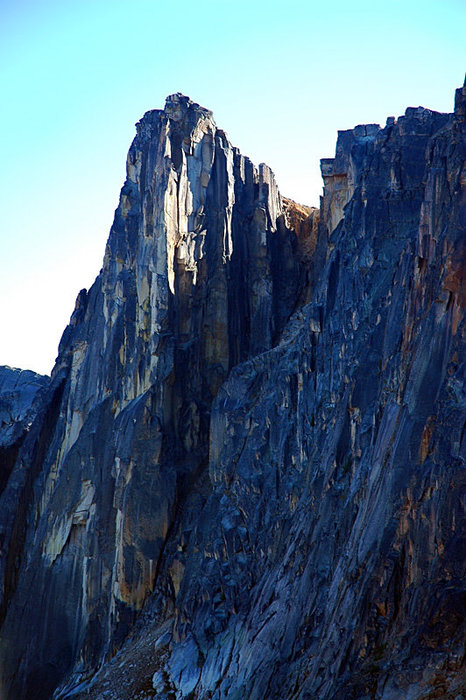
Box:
[0,94,317,699]
[158,90,462,700]
[0,367,49,496]
[0,81,465,700]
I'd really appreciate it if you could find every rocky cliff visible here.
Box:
[0,81,465,699]
[0,366,48,496]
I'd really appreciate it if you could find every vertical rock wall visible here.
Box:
[101,88,462,700]
[145,90,462,700]
[1,80,465,700]
[0,95,315,699]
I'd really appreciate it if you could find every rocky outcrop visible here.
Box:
[0,80,465,700]
[0,366,48,494]
[0,366,48,475]
[320,122,381,235]
[0,366,51,629]
[0,94,316,700]
[282,197,320,306]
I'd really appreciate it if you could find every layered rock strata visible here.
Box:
[0,94,316,699]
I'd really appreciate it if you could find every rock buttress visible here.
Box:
[0,94,315,699]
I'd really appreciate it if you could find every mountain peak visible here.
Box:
[164,92,214,122]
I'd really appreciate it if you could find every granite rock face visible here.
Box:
[1,82,465,700]
[0,94,317,699]
[184,100,464,700]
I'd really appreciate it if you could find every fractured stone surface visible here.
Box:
[0,81,465,699]
[0,94,317,700]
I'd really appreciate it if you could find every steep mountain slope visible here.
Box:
[0,81,465,699]
[0,94,318,699]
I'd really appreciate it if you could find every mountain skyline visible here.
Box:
[1,0,465,375]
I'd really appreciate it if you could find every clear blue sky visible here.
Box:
[1,0,465,375]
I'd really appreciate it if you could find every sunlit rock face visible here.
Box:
[0,95,317,699]
[1,79,465,700]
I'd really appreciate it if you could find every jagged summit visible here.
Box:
[0,90,320,700]
[135,93,215,136]
[164,92,214,122]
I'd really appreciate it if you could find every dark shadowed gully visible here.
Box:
[0,80,465,699]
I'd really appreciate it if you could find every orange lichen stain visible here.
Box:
[375,601,387,617]
[288,492,299,512]
[419,416,436,464]
[117,559,155,610]
[451,298,463,336]
[169,559,185,597]
[282,197,320,260]
[443,251,466,310]
[282,197,317,229]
